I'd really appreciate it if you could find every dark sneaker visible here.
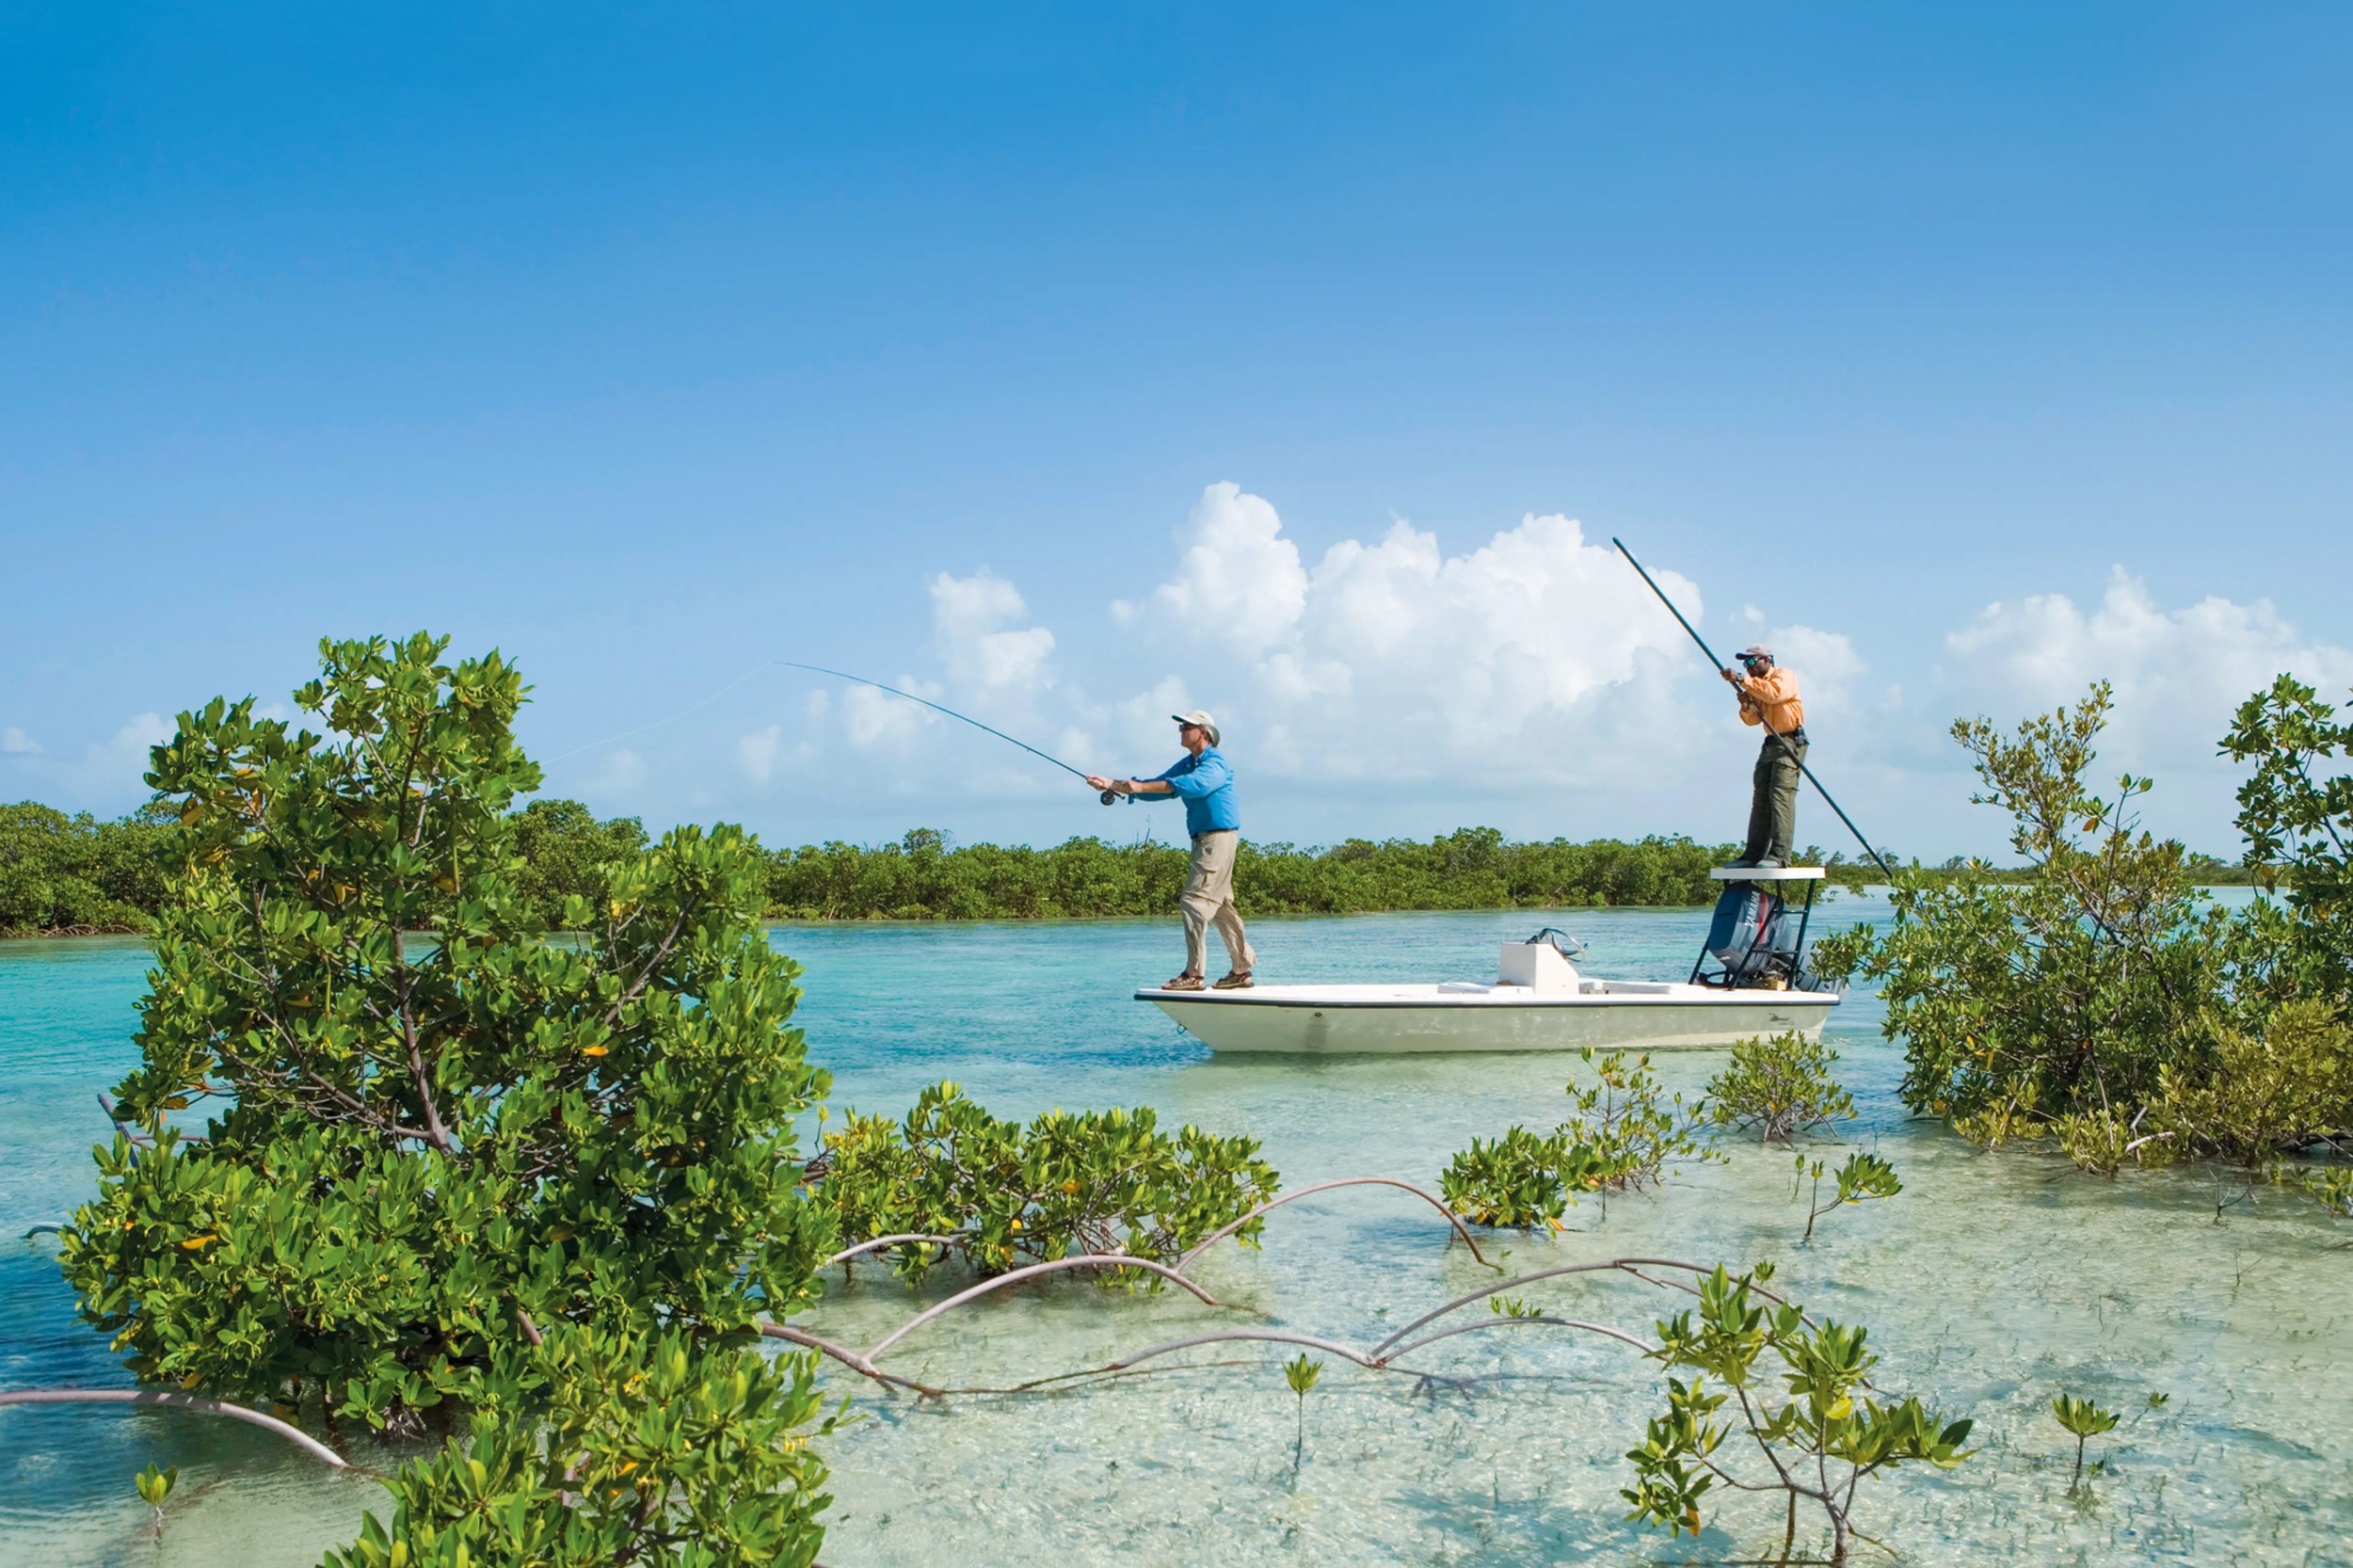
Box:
[1754,857,1786,869]
[1725,858,1757,869]
[1211,970,1255,990]
[1161,972,1206,991]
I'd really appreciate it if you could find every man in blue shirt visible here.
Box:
[1088,710,1257,991]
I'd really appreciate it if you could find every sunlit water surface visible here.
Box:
[4,898,2347,1565]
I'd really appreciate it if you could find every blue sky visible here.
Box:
[5,4,2349,858]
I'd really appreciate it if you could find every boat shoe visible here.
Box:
[1161,972,1207,991]
[1211,970,1255,989]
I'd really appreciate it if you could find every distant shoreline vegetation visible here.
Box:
[0,795,2272,937]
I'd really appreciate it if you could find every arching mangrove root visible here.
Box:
[1176,1175,1497,1272]
[780,1255,1767,1400]
[863,1254,1222,1363]
[0,1388,349,1469]
[757,1322,941,1398]
[824,1233,965,1269]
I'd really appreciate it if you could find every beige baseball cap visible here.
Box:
[1171,710,1220,745]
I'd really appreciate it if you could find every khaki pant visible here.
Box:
[1744,732,1807,865]
[1181,829,1256,977]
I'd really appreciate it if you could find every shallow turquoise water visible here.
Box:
[4,899,2348,1565]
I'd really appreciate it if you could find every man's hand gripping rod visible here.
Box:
[1609,539,1897,881]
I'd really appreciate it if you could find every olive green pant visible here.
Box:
[1743,733,1807,865]
[1181,829,1256,977]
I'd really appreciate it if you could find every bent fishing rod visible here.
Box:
[1610,538,1898,882]
[776,662,1120,803]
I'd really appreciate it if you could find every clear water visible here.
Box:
[4,899,2348,1565]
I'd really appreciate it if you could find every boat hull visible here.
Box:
[1139,983,1838,1054]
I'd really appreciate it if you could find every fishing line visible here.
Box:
[776,661,1115,801]
[539,664,770,765]
[1611,536,1897,881]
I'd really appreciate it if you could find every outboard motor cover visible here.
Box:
[1705,884,1801,984]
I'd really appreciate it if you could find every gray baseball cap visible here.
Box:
[1171,710,1220,745]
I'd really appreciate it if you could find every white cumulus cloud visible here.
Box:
[1930,568,2353,848]
[840,680,937,750]
[1118,482,1308,657]
[1944,568,2353,755]
[1761,625,1867,715]
[930,569,1056,694]
[0,726,39,755]
[739,724,784,784]
[83,712,170,786]
[593,748,646,791]
[1115,486,1712,782]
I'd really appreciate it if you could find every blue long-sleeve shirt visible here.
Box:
[1128,747,1240,837]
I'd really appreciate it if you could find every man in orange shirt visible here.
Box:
[1722,644,1806,868]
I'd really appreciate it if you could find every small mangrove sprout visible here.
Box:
[1708,1031,1856,1143]
[1283,1352,1321,1480]
[813,1080,1280,1283]
[1565,1049,1716,1192]
[2297,1165,2353,1219]
[2051,1393,2119,1489]
[1623,1264,1975,1566]
[1439,1050,1714,1228]
[134,1463,177,1532]
[1439,1127,1609,1231]
[1796,1151,1902,1241]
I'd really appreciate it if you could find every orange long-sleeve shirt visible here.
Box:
[1736,666,1804,735]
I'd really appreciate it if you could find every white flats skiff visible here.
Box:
[1138,899,1841,1054]
[1139,977,1836,1053]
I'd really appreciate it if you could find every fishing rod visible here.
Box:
[1610,538,1898,882]
[776,662,1119,804]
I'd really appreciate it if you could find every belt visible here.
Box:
[1769,727,1808,745]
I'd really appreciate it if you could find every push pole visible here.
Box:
[1610,538,1898,882]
